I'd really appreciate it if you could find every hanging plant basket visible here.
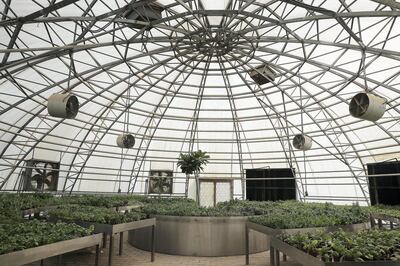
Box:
[116,134,135,148]
[292,134,312,151]
[47,93,79,119]
[349,92,386,122]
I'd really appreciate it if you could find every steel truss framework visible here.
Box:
[0,0,400,204]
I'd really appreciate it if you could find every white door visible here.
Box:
[200,181,214,207]
[200,180,232,207]
[216,182,231,203]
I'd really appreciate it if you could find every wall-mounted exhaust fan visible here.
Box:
[293,134,312,151]
[349,92,386,122]
[23,159,59,192]
[249,64,276,85]
[47,93,79,119]
[123,2,163,29]
[117,134,135,148]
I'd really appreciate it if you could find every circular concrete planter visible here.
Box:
[128,215,268,257]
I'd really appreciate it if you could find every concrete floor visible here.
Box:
[28,234,301,266]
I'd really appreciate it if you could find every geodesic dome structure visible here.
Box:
[0,0,399,204]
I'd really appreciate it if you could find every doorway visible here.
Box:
[199,179,233,207]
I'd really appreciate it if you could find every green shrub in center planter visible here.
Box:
[48,205,147,224]
[279,229,400,262]
[140,198,369,226]
[213,199,279,216]
[140,198,279,216]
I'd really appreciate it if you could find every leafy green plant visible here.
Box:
[0,193,148,225]
[0,193,369,229]
[66,194,142,208]
[48,205,147,224]
[177,150,210,175]
[0,193,58,210]
[177,150,210,203]
[0,220,93,255]
[249,202,368,229]
[369,204,400,219]
[213,199,277,216]
[0,193,63,223]
[140,198,369,226]
[0,212,22,224]
[280,229,400,262]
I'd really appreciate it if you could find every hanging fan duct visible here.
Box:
[47,93,79,119]
[349,92,386,122]
[293,134,312,151]
[124,2,163,29]
[117,134,135,148]
[249,64,276,85]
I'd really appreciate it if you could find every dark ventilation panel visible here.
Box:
[246,168,296,201]
[249,64,276,85]
[23,159,60,192]
[367,160,400,205]
[124,2,163,29]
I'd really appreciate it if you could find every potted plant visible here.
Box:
[177,150,209,204]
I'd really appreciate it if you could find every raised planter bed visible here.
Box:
[269,236,400,266]
[245,221,370,265]
[48,204,154,266]
[128,215,268,256]
[66,218,156,266]
[0,233,103,266]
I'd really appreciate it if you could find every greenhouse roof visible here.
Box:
[0,0,399,203]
